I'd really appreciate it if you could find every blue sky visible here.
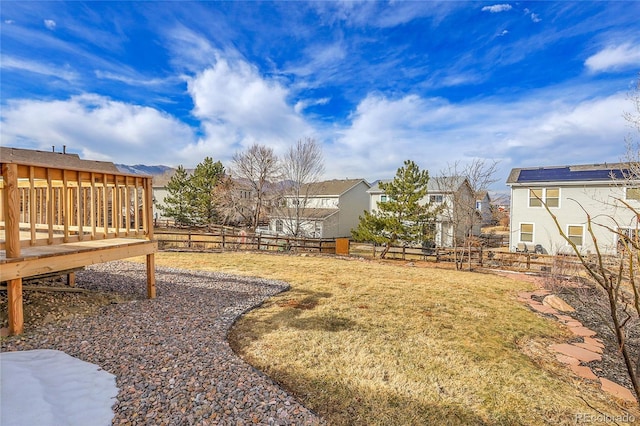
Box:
[1,1,639,189]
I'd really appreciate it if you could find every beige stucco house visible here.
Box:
[367,176,477,248]
[265,178,371,238]
[506,163,639,255]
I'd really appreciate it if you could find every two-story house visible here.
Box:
[266,178,371,238]
[476,190,493,226]
[506,163,639,255]
[367,176,478,247]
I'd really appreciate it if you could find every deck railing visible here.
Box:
[1,163,154,255]
[0,164,153,253]
[1,160,157,336]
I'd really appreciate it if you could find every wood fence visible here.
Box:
[154,229,588,273]
[155,230,336,254]
[352,242,586,272]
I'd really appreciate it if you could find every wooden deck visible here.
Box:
[0,238,157,282]
[1,148,157,335]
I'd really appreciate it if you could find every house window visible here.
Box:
[626,187,640,200]
[430,195,443,203]
[381,195,387,202]
[476,201,482,210]
[275,219,283,233]
[545,188,560,207]
[529,188,559,207]
[520,223,534,242]
[529,189,543,207]
[567,225,584,246]
[617,227,639,251]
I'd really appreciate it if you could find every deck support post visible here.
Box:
[7,279,24,335]
[67,272,76,287]
[3,163,24,335]
[146,253,156,299]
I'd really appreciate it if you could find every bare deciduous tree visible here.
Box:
[540,76,640,405]
[277,137,325,237]
[439,158,499,269]
[231,143,281,230]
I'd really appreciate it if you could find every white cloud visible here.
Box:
[325,89,628,185]
[499,30,509,37]
[165,25,222,73]
[94,70,176,87]
[585,43,640,73]
[186,56,315,159]
[44,19,56,30]
[0,94,196,166]
[294,97,331,114]
[481,4,512,13]
[530,13,541,23]
[1,56,78,81]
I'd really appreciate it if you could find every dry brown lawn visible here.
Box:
[149,252,639,425]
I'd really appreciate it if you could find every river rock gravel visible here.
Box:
[1,261,324,425]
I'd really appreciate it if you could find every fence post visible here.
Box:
[188,231,192,249]
[527,253,531,270]
[402,245,406,260]
[257,234,262,251]
[221,228,226,251]
[479,246,483,267]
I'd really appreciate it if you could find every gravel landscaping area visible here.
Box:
[1,261,324,425]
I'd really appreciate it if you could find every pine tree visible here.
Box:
[190,156,225,227]
[159,165,194,226]
[352,160,440,258]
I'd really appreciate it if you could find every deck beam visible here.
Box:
[0,240,157,283]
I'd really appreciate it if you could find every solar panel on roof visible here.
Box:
[518,167,627,182]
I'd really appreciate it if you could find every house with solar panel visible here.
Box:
[506,163,639,255]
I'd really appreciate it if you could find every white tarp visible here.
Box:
[0,349,118,426]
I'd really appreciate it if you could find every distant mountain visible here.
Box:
[116,164,174,176]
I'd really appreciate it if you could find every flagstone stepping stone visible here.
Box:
[529,302,558,315]
[583,337,604,348]
[554,314,575,323]
[543,294,575,312]
[570,364,597,380]
[555,354,580,366]
[569,326,597,337]
[574,342,603,354]
[600,378,637,403]
[531,289,551,297]
[550,343,602,362]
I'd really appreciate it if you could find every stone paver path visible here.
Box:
[517,286,637,403]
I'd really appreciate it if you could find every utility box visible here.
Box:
[335,238,350,256]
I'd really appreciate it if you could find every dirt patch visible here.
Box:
[0,275,133,332]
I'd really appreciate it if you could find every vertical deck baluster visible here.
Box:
[91,172,96,239]
[29,166,36,245]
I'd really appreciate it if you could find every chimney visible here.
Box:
[63,145,66,154]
